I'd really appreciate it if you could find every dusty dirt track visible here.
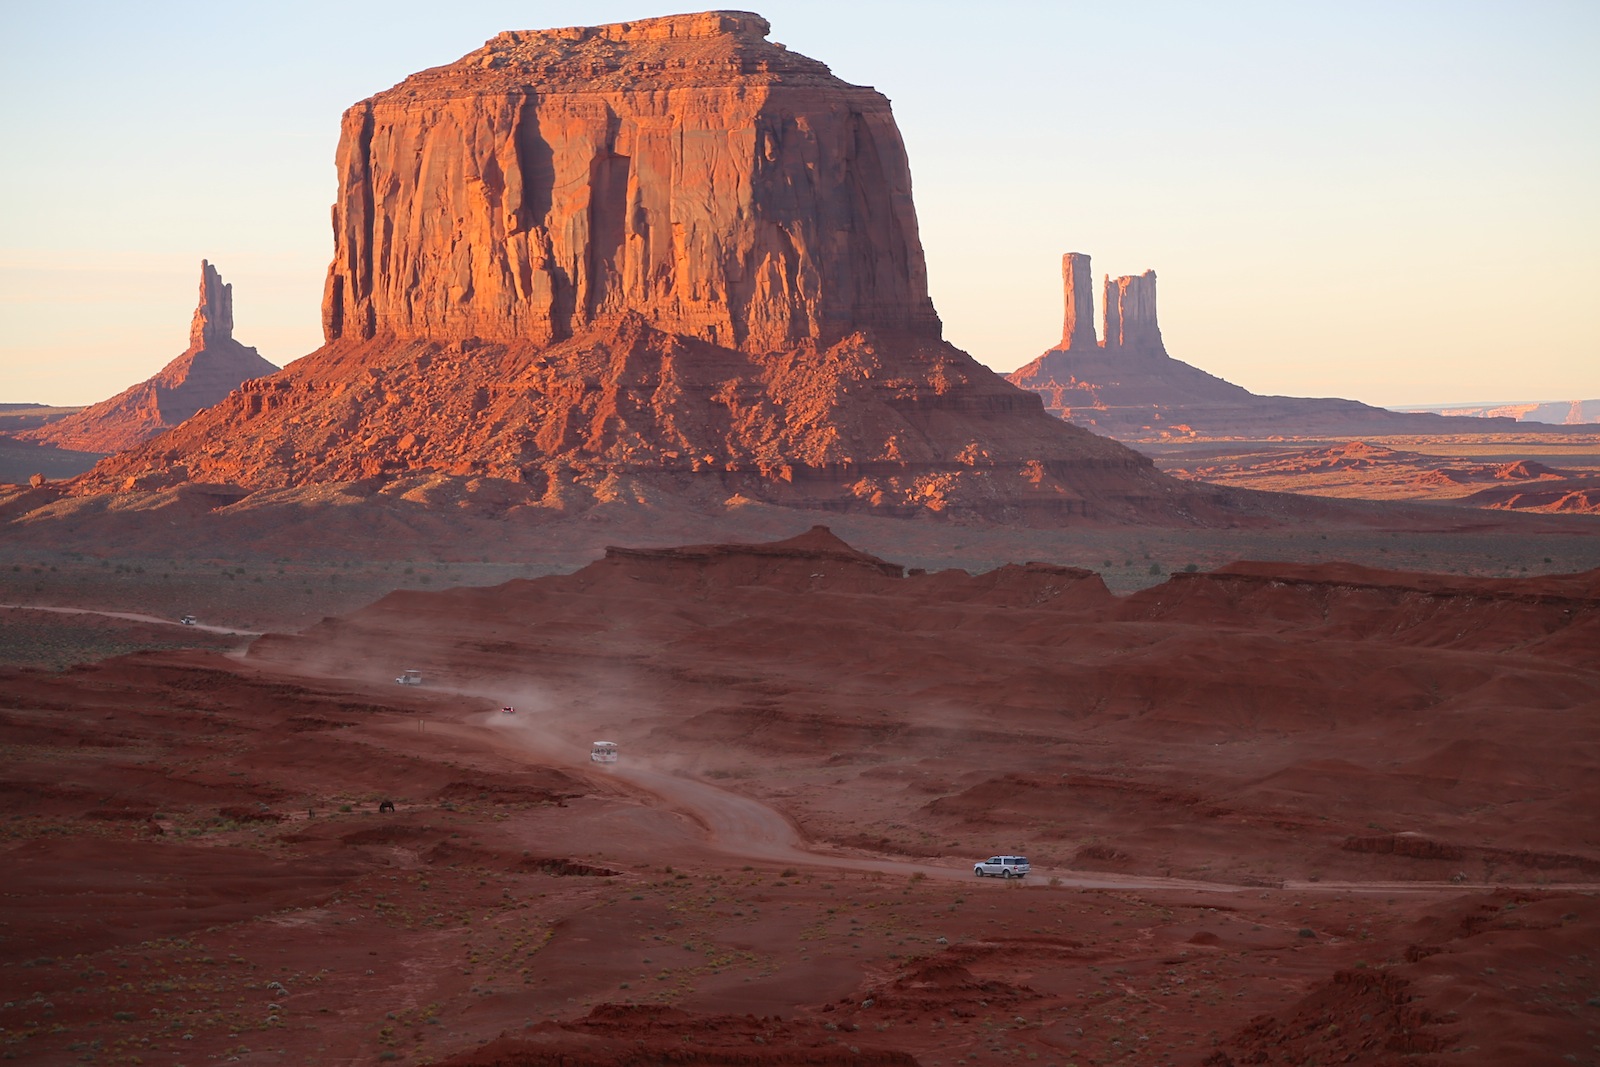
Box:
[3,527,1598,1066]
[0,603,262,637]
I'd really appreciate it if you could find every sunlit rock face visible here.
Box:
[321,10,942,352]
[1059,252,1097,352]
[1101,270,1163,355]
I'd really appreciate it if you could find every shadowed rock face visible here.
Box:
[322,10,941,352]
[16,261,278,454]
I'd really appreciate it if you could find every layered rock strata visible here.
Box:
[322,10,940,352]
[17,262,278,453]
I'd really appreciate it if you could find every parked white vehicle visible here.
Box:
[974,855,1030,878]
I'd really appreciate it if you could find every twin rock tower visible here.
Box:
[1058,252,1164,356]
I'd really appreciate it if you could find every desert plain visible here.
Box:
[3,8,1599,1067]
[3,518,1600,1067]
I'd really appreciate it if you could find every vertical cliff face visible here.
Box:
[189,260,234,349]
[1059,252,1097,351]
[1102,270,1163,354]
[322,10,941,352]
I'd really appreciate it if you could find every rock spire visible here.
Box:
[1059,252,1097,351]
[16,261,277,454]
[1007,254,1559,439]
[189,260,234,348]
[1102,270,1163,354]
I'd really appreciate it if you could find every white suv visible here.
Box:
[974,855,1030,878]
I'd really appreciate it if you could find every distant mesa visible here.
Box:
[15,261,278,455]
[1008,253,1596,441]
[0,403,85,435]
[320,10,942,352]
[1396,399,1600,425]
[1158,439,1600,515]
[44,12,1260,533]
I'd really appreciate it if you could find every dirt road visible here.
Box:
[0,603,262,636]
[463,711,1564,897]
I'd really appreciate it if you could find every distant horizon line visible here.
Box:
[1387,398,1599,410]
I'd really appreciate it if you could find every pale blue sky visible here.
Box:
[2,1,1596,407]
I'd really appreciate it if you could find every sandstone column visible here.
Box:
[1101,270,1164,355]
[1059,252,1097,351]
[189,260,234,348]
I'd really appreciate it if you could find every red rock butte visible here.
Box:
[322,9,941,351]
[44,12,1270,531]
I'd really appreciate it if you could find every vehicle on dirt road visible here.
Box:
[591,740,618,763]
[396,669,422,685]
[180,615,197,625]
[974,855,1030,878]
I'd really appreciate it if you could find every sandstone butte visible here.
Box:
[52,12,1254,526]
[1007,252,1597,441]
[17,261,278,454]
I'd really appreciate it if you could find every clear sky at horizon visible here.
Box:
[2,1,1596,408]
